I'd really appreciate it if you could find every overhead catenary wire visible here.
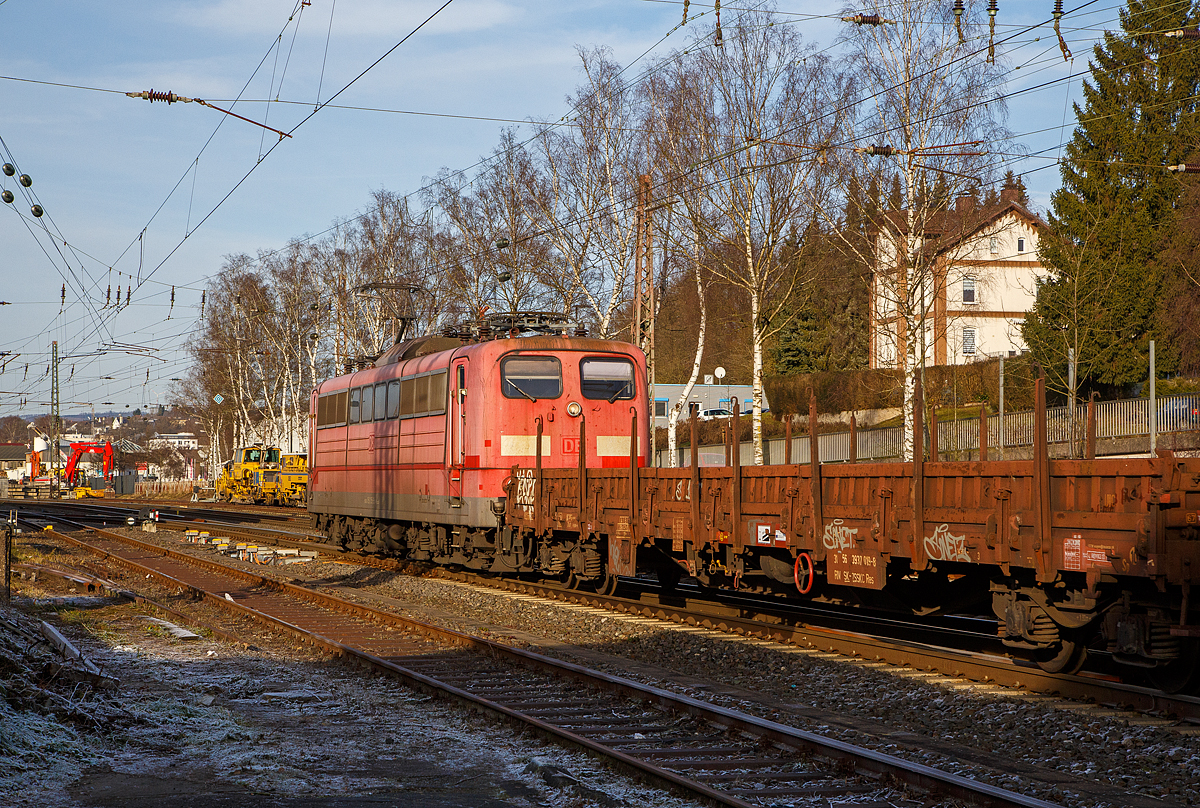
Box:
[2,0,1180,413]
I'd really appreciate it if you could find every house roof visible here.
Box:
[874,195,1047,258]
[0,443,27,462]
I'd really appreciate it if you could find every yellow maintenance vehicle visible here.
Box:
[261,452,308,507]
[214,444,281,504]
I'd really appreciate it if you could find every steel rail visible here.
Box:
[12,561,251,648]
[35,517,1066,808]
[16,498,1200,723]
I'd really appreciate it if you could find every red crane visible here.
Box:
[63,442,115,488]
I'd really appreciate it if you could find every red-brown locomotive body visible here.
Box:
[308,331,648,584]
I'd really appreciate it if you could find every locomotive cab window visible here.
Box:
[502,356,561,400]
[580,357,635,401]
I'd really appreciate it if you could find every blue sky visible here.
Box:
[0,1,1132,417]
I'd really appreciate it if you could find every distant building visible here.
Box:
[651,383,767,430]
[869,182,1049,368]
[149,432,199,450]
[0,443,26,480]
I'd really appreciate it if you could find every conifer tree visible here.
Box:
[1024,0,1200,395]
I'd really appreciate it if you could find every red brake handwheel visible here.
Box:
[794,551,814,595]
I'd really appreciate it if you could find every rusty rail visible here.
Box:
[32,518,1067,808]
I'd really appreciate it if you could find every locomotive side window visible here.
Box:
[580,358,635,400]
[428,370,447,413]
[395,370,448,418]
[387,381,400,418]
[374,383,387,421]
[502,356,561,400]
[360,385,374,422]
[413,375,430,413]
[317,390,350,428]
[401,378,417,415]
[349,388,361,424]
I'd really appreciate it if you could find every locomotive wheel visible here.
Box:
[1034,635,1087,675]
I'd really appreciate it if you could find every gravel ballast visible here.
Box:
[24,524,1200,807]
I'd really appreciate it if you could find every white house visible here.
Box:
[149,432,200,450]
[870,182,1049,368]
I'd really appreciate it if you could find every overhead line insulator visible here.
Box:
[127,88,293,140]
[1167,163,1200,173]
[842,14,894,25]
[856,144,897,156]
[126,89,194,104]
[987,0,998,63]
[1165,29,1200,38]
[1053,0,1072,60]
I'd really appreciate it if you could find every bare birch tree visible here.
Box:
[830,0,1011,459]
[427,131,563,322]
[647,13,846,463]
[531,47,645,337]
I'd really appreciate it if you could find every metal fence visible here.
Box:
[656,393,1200,466]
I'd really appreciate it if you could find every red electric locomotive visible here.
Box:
[308,319,648,588]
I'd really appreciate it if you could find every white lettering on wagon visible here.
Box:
[822,519,858,552]
[924,523,971,563]
[513,469,536,516]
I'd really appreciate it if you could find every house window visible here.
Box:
[962,277,976,304]
[654,400,668,417]
[962,327,977,356]
[1017,237,1026,253]
[989,236,998,254]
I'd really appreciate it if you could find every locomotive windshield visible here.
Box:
[266,449,280,463]
[502,356,561,400]
[580,358,635,401]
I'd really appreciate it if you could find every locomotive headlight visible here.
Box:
[566,401,583,418]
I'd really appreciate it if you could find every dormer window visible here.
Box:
[1017,237,1026,254]
[962,277,976,304]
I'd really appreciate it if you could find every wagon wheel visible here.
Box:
[1034,633,1087,675]
[596,573,620,596]
[656,562,682,593]
[1148,638,1200,694]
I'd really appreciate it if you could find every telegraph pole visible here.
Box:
[630,174,655,464]
[51,340,60,497]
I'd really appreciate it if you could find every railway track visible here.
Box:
[12,512,1074,808]
[11,498,1200,723]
